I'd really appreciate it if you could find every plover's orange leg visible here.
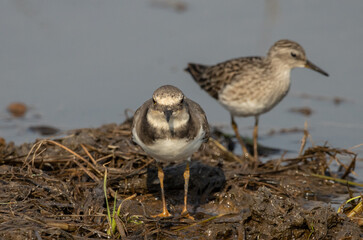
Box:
[231,115,253,161]
[152,164,172,218]
[181,162,194,220]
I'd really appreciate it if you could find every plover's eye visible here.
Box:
[152,99,156,105]
[180,98,184,104]
[291,52,297,58]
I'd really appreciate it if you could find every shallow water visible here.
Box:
[1,1,362,163]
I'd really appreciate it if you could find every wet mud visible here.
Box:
[0,119,361,239]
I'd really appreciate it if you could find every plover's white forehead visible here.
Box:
[152,85,184,106]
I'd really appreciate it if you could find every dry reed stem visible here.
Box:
[46,140,103,178]
[209,137,244,164]
[347,200,363,218]
[81,144,98,166]
[25,139,101,181]
[298,120,309,156]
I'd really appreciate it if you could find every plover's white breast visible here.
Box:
[132,126,205,162]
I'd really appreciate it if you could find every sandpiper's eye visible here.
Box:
[291,52,297,58]
[153,99,156,105]
[181,98,184,104]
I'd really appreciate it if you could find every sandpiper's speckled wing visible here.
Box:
[185,57,266,100]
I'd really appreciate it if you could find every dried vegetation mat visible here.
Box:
[0,119,362,239]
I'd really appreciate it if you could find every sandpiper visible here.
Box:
[132,85,210,218]
[185,39,329,161]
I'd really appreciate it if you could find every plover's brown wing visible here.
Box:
[132,99,155,145]
[185,98,210,143]
[185,57,264,100]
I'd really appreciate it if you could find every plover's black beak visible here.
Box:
[164,110,173,122]
[305,60,329,77]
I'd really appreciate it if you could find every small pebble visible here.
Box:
[7,102,27,117]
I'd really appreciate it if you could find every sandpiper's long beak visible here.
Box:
[164,110,173,122]
[305,60,329,77]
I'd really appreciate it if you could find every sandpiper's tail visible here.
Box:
[185,63,219,99]
[184,63,208,81]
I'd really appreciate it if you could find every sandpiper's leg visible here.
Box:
[231,114,252,160]
[253,116,259,162]
[181,161,194,220]
[152,164,172,218]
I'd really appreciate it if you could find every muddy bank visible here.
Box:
[0,119,361,239]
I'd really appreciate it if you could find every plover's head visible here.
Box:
[268,39,329,76]
[151,85,187,122]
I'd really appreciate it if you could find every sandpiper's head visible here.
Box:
[151,85,186,122]
[268,39,329,77]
